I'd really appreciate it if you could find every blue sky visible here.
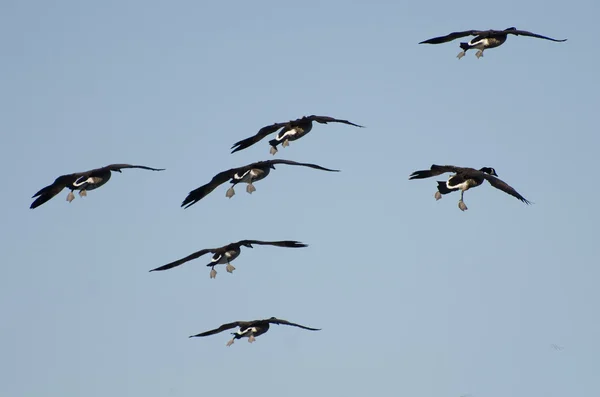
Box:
[1,0,598,396]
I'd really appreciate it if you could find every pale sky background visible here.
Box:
[1,1,599,396]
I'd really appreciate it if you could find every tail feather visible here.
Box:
[437,181,458,195]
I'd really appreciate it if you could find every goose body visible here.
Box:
[30,164,165,209]
[189,317,321,346]
[419,27,567,59]
[230,115,364,155]
[149,239,307,278]
[180,159,339,208]
[409,164,531,211]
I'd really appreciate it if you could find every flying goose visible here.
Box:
[409,164,531,211]
[230,115,364,155]
[189,317,321,346]
[419,27,567,59]
[181,159,339,208]
[149,239,307,278]
[30,164,165,209]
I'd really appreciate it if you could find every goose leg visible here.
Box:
[79,190,87,197]
[269,146,278,155]
[458,191,468,211]
[248,334,256,343]
[209,267,217,279]
[225,262,236,273]
[226,338,235,347]
[457,51,466,59]
[246,183,256,194]
[226,186,235,198]
[66,191,75,203]
[475,50,484,59]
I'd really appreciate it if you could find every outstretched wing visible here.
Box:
[484,175,531,204]
[409,164,462,180]
[268,318,321,331]
[306,116,364,128]
[419,30,480,44]
[231,122,288,154]
[100,164,166,172]
[269,159,340,172]
[30,174,81,209]
[181,167,244,209]
[240,240,308,248]
[149,248,214,272]
[189,321,243,337]
[505,29,567,42]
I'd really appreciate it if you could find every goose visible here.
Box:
[409,164,531,211]
[30,164,165,209]
[419,27,567,59]
[181,159,339,208]
[149,239,307,278]
[189,317,321,346]
[230,115,364,155]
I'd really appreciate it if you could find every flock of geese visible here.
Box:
[30,26,566,346]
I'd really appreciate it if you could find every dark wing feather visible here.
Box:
[240,240,308,248]
[231,122,288,154]
[269,159,340,172]
[97,164,165,173]
[30,174,81,209]
[505,29,567,42]
[483,175,531,204]
[149,248,214,272]
[267,318,321,331]
[419,30,480,44]
[181,167,245,209]
[306,116,364,128]
[409,164,462,180]
[189,321,243,338]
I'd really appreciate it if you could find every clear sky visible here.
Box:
[1,0,598,396]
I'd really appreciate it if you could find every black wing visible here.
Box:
[189,321,243,338]
[267,317,321,331]
[30,174,81,209]
[483,175,531,204]
[240,240,308,248]
[181,166,246,209]
[231,122,288,154]
[269,159,340,172]
[419,30,481,44]
[306,115,364,128]
[409,164,463,180]
[100,164,165,172]
[149,248,215,272]
[505,29,567,42]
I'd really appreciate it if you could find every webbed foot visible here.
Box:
[226,263,236,273]
[248,335,256,343]
[66,191,75,203]
[269,146,278,155]
[434,191,442,201]
[475,50,484,59]
[226,339,235,347]
[209,268,217,279]
[79,190,87,198]
[246,184,256,194]
[282,139,289,148]
[458,200,468,211]
[457,51,466,59]
[226,187,235,198]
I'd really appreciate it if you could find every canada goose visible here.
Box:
[30,164,165,209]
[181,159,339,208]
[230,115,364,155]
[189,317,321,346]
[409,164,531,211]
[419,27,567,59]
[149,239,307,278]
